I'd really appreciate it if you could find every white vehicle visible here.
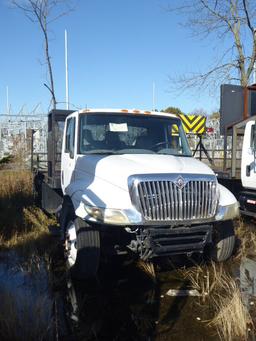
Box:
[218,84,256,218]
[227,116,256,216]
[34,109,239,279]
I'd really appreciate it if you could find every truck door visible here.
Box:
[61,116,76,193]
[241,120,256,190]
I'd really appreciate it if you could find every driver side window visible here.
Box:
[65,117,76,156]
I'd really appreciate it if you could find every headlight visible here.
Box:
[84,204,142,225]
[215,202,240,221]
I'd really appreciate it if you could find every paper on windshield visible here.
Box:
[109,123,128,132]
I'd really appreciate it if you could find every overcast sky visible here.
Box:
[0,0,221,115]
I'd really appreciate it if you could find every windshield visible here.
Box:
[78,113,192,156]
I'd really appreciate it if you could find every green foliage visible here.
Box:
[161,106,185,116]
[0,155,13,166]
[209,111,220,119]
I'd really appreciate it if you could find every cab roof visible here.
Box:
[76,108,177,119]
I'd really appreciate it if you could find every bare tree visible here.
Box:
[168,0,256,92]
[12,0,74,109]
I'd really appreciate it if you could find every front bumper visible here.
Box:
[129,224,212,260]
[239,191,256,217]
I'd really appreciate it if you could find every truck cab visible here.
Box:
[57,108,239,279]
[239,119,256,215]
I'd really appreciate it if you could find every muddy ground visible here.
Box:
[1,220,256,341]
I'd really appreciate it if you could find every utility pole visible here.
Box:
[152,82,156,112]
[65,29,69,110]
[6,86,9,114]
[253,55,256,84]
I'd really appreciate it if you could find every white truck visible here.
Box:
[34,108,239,279]
[240,118,256,214]
[218,84,256,218]
[223,116,256,216]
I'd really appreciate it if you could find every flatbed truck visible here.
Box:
[33,108,239,279]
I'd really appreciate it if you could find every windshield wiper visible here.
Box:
[85,150,117,155]
[157,152,192,157]
[85,149,157,155]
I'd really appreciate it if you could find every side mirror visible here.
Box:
[69,150,74,159]
[246,164,251,177]
[253,123,256,151]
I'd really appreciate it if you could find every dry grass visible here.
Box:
[0,170,59,341]
[183,263,211,303]
[0,169,32,196]
[0,287,52,341]
[136,260,156,281]
[235,218,256,259]
[184,263,228,301]
[0,170,33,237]
[184,262,253,341]
[0,170,58,340]
[209,280,252,341]
[0,170,57,255]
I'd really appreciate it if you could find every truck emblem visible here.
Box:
[175,176,186,189]
[145,194,160,200]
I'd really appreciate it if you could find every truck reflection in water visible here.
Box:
[58,259,218,341]
[2,250,255,340]
[63,265,157,341]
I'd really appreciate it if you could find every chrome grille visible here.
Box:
[131,175,218,222]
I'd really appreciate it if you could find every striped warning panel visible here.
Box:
[176,114,206,135]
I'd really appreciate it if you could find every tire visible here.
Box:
[65,217,100,280]
[211,220,235,262]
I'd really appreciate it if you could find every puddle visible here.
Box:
[240,258,256,306]
[1,250,256,340]
[0,252,54,341]
[59,258,219,341]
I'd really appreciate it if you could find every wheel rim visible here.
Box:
[65,221,77,268]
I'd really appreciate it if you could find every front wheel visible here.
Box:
[65,217,100,280]
[210,220,235,262]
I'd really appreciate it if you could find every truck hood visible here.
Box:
[75,154,215,191]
